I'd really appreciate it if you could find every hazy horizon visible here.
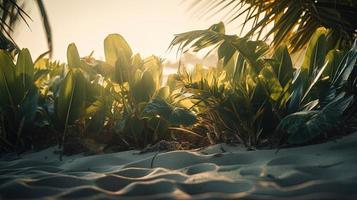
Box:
[14,0,242,64]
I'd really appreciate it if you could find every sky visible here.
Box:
[14,0,241,65]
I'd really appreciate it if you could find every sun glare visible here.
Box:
[14,0,240,64]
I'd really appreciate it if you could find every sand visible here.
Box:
[1,133,357,200]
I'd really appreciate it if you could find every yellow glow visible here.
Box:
[14,0,242,63]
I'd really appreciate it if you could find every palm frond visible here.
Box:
[186,0,357,51]
[0,0,52,54]
[170,22,269,74]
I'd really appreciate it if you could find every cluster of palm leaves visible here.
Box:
[0,34,197,154]
[185,0,357,52]
[170,22,356,147]
[0,0,51,53]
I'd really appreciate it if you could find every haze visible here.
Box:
[14,0,240,63]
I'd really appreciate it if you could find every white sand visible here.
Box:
[1,133,357,199]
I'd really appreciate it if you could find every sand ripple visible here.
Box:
[1,133,357,199]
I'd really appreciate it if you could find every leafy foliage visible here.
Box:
[0,48,39,152]
[1,22,356,154]
[277,94,353,144]
[143,98,196,126]
[0,34,198,154]
[184,0,357,51]
[170,23,356,146]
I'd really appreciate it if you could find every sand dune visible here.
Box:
[1,133,357,199]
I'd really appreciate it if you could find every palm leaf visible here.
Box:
[0,0,52,53]
[170,22,269,74]
[185,0,357,51]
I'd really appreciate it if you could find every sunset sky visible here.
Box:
[14,0,241,64]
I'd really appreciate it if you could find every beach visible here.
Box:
[1,132,357,200]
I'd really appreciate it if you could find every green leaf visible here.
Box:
[113,56,131,84]
[278,93,353,144]
[143,99,196,126]
[67,43,81,68]
[15,48,34,91]
[55,69,86,130]
[170,23,268,74]
[0,50,16,107]
[155,86,170,100]
[169,108,197,126]
[302,28,328,75]
[258,66,283,102]
[104,34,133,66]
[288,68,309,113]
[218,41,235,66]
[143,56,162,88]
[331,41,357,87]
[132,70,156,103]
[271,44,293,86]
[20,85,39,124]
[323,49,345,78]
[85,99,106,134]
[131,53,143,69]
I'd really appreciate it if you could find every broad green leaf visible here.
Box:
[56,69,87,130]
[132,70,156,103]
[167,74,179,93]
[16,48,34,91]
[323,49,345,78]
[0,50,16,107]
[131,53,143,69]
[218,41,235,66]
[331,41,357,87]
[302,28,328,75]
[143,55,162,88]
[143,98,196,126]
[67,43,81,68]
[85,99,106,134]
[169,108,196,126]
[114,56,131,84]
[20,85,39,124]
[258,66,283,101]
[155,86,170,100]
[104,34,133,66]
[272,44,293,86]
[277,111,317,144]
[288,68,309,113]
[278,93,353,144]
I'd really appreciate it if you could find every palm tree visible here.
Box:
[185,0,357,51]
[0,0,52,55]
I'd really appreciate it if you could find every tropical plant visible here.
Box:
[185,0,357,51]
[99,34,197,148]
[276,38,357,145]
[170,22,356,146]
[0,32,198,155]
[0,48,39,152]
[170,22,283,146]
